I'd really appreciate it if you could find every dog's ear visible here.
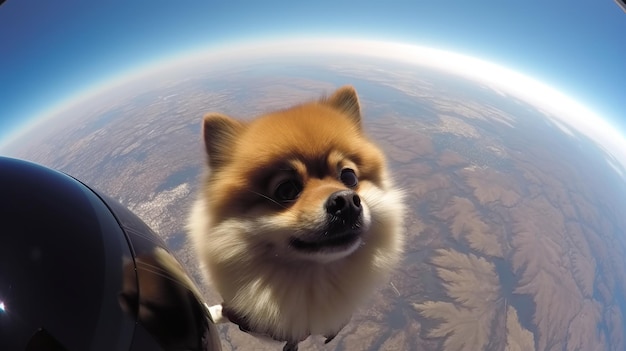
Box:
[325,86,362,130]
[202,113,245,169]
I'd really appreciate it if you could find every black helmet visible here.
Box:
[0,156,221,351]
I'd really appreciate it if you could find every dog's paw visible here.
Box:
[206,303,228,324]
[283,341,299,351]
[324,333,337,344]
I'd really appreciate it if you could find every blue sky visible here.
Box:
[1,0,625,145]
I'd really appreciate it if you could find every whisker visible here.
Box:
[246,189,289,209]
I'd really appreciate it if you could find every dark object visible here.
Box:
[616,0,626,13]
[0,157,221,351]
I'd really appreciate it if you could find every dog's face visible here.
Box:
[200,86,395,264]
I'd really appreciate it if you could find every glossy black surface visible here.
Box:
[0,157,221,351]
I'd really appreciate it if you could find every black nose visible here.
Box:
[325,190,362,222]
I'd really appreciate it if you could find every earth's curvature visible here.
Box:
[4,53,626,351]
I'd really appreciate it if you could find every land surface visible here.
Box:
[7,59,626,350]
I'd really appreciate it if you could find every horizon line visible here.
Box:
[2,37,625,172]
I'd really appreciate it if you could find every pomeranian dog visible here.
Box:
[187,86,404,351]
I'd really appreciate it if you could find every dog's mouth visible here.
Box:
[290,229,361,252]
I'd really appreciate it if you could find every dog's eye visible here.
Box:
[274,179,302,202]
[340,168,358,187]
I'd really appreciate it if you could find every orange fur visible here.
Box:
[187,86,404,348]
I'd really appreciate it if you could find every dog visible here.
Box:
[187,86,404,350]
